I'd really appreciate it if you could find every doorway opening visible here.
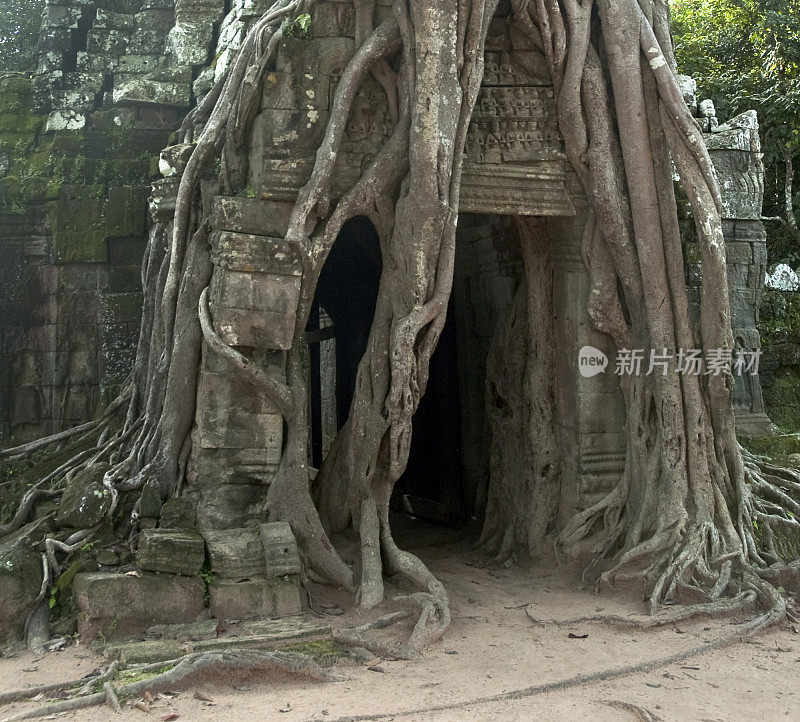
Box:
[307,216,382,468]
[307,214,524,530]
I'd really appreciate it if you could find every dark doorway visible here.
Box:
[308,216,382,468]
[308,217,466,525]
[393,304,466,524]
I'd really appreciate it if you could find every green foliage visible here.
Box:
[672,0,800,263]
[285,13,312,39]
[0,0,45,72]
[759,287,800,345]
[672,0,800,158]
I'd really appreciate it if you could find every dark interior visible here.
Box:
[309,216,466,525]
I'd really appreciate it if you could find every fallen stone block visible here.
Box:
[191,618,331,653]
[203,527,266,580]
[146,618,219,641]
[259,521,302,578]
[136,528,205,575]
[208,577,301,621]
[158,497,197,529]
[74,572,205,641]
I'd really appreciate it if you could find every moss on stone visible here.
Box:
[741,433,800,457]
[279,638,344,666]
[47,196,107,262]
[762,370,800,433]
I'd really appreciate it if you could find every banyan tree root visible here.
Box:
[0,650,338,722]
[465,0,800,628]
[525,592,759,631]
[333,612,421,660]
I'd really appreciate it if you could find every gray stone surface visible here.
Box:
[136,528,205,575]
[208,577,301,621]
[104,638,185,663]
[74,572,205,641]
[203,526,267,580]
[159,497,197,529]
[146,618,219,641]
[259,522,302,578]
[0,519,49,648]
[56,463,112,529]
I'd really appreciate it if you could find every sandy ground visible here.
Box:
[1,528,798,722]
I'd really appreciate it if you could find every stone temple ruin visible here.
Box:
[0,0,777,647]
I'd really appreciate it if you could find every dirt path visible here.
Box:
[1,539,797,721]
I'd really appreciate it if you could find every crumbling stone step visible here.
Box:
[102,638,185,664]
[145,618,219,641]
[99,618,333,663]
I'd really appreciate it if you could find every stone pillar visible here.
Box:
[187,196,298,531]
[547,174,626,522]
[696,111,774,436]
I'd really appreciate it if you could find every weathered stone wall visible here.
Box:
[0,0,227,444]
[678,90,773,436]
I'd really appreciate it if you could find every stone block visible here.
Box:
[159,143,195,177]
[47,197,106,263]
[212,197,293,237]
[146,618,218,641]
[261,71,330,111]
[149,176,180,219]
[190,445,278,489]
[113,78,191,109]
[210,275,301,351]
[100,292,144,325]
[108,266,142,292]
[129,28,167,54]
[56,463,112,529]
[106,186,148,237]
[210,230,302,275]
[74,572,205,641]
[167,21,215,65]
[208,577,301,620]
[249,108,330,158]
[311,2,356,37]
[259,522,302,578]
[195,398,283,453]
[191,480,269,530]
[203,527,266,580]
[276,37,354,78]
[104,638,185,663]
[137,529,205,575]
[191,618,331,653]
[159,497,197,529]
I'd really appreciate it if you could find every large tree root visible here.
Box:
[0,650,338,722]
[525,591,758,630]
[333,612,420,661]
[0,661,117,705]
